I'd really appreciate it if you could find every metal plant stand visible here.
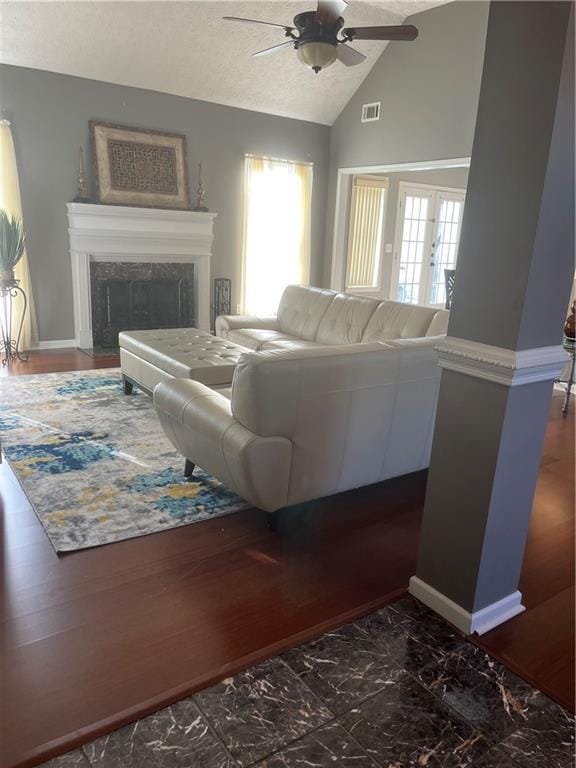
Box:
[561,336,575,415]
[0,278,29,366]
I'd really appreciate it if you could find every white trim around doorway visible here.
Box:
[329,157,471,293]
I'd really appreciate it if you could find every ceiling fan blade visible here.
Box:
[316,0,348,23]
[336,44,367,67]
[343,24,419,41]
[253,41,294,58]
[223,16,294,32]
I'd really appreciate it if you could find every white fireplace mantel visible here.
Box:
[67,203,216,348]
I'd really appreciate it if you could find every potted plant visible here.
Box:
[0,209,26,287]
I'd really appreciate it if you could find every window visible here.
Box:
[429,196,464,306]
[242,155,313,316]
[392,183,465,306]
[345,176,388,291]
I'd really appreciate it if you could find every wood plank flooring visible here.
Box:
[1,350,574,768]
[0,348,120,376]
[474,391,575,708]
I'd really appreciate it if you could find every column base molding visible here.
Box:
[408,576,525,635]
[435,337,567,387]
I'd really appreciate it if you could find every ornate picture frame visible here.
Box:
[90,121,191,210]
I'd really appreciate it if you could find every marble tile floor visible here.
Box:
[41,597,574,768]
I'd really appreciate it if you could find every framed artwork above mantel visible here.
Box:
[90,121,191,210]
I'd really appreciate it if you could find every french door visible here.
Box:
[391,183,465,307]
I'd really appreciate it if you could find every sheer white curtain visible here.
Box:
[242,155,312,316]
[0,119,38,350]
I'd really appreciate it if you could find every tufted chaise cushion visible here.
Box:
[119,328,245,386]
[226,329,301,350]
[261,339,322,350]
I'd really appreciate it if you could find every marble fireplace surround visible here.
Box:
[67,203,216,348]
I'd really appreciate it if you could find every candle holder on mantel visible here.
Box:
[72,146,93,203]
[0,277,29,366]
[193,163,209,212]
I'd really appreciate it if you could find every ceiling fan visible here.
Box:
[223,0,418,74]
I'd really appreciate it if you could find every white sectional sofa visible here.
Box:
[153,285,449,523]
[215,284,449,351]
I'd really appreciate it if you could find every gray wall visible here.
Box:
[449,1,575,350]
[0,64,330,342]
[324,1,489,285]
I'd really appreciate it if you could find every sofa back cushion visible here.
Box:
[277,285,335,341]
[315,293,380,345]
[362,300,438,342]
[231,339,441,503]
[426,309,450,337]
[231,342,397,438]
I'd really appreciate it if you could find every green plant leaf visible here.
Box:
[0,209,26,276]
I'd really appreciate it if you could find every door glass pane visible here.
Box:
[429,198,463,306]
[396,195,429,304]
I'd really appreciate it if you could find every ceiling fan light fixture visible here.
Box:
[296,41,337,73]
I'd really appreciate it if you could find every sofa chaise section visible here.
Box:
[154,338,442,514]
[119,328,246,394]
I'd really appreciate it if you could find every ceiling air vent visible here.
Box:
[361,102,381,123]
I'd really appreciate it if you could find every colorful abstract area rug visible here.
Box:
[0,369,249,552]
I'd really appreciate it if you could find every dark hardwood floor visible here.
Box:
[474,397,575,708]
[1,350,574,768]
[0,347,120,376]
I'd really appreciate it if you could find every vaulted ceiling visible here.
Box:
[0,1,450,125]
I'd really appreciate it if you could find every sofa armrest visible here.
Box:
[153,378,292,511]
[215,314,280,337]
[154,378,233,430]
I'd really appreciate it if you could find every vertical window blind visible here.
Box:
[345,176,388,290]
[242,155,313,316]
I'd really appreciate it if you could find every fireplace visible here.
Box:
[90,261,195,349]
[67,203,216,349]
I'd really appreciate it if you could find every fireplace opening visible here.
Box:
[89,261,195,349]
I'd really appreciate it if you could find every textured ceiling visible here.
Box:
[0,1,450,125]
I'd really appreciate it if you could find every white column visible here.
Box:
[410,1,574,635]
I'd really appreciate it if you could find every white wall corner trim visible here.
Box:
[66,203,217,348]
[435,336,568,386]
[329,157,472,292]
[408,576,526,635]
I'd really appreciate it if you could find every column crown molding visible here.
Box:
[435,336,567,386]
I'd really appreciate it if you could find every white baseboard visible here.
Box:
[30,339,77,351]
[408,576,525,635]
